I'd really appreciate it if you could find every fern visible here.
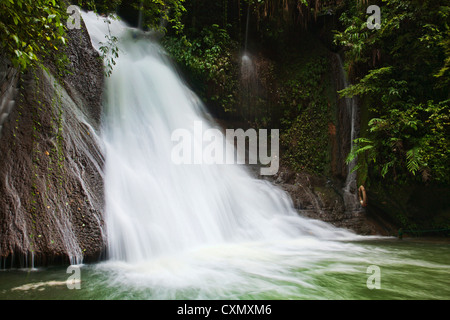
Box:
[381,160,395,177]
[346,138,375,164]
[406,147,421,175]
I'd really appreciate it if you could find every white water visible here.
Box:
[81,12,371,294]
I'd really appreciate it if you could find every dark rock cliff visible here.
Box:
[269,165,393,236]
[0,21,106,268]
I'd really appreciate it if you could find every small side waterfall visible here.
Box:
[240,53,258,120]
[244,4,250,53]
[239,5,259,121]
[335,54,361,213]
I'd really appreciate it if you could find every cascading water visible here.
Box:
[336,54,360,213]
[81,12,370,297]
[240,54,257,120]
[240,5,258,120]
[244,4,250,53]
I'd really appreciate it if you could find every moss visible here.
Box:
[275,33,335,176]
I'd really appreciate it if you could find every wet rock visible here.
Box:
[0,20,105,268]
[267,164,389,235]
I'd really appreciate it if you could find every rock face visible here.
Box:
[0,57,19,140]
[268,164,392,235]
[0,22,106,268]
[329,53,357,183]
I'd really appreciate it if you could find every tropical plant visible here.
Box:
[336,0,450,184]
[0,0,68,70]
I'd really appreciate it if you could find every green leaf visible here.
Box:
[406,147,421,175]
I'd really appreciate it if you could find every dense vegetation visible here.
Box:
[0,0,185,71]
[335,0,450,185]
[333,0,449,231]
[163,24,239,115]
[277,36,335,174]
[0,0,68,70]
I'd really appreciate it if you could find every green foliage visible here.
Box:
[278,49,332,174]
[0,0,186,75]
[347,100,450,183]
[77,0,122,14]
[406,147,421,176]
[99,33,119,77]
[0,0,68,70]
[96,0,186,77]
[163,24,239,112]
[132,0,186,33]
[97,16,120,77]
[335,0,450,184]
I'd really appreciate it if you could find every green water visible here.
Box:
[1,238,449,300]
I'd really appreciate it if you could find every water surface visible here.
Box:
[1,238,448,300]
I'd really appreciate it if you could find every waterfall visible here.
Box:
[240,53,258,120]
[244,4,250,53]
[137,2,144,30]
[81,12,361,275]
[239,4,258,120]
[336,54,360,213]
